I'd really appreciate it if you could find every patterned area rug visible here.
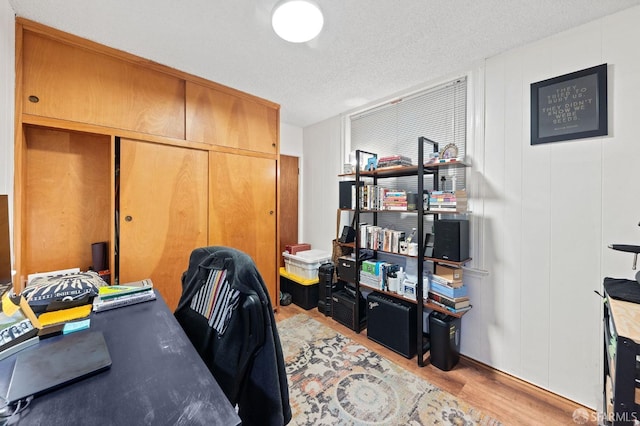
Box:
[278,314,502,426]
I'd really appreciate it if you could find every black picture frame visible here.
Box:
[530,64,607,145]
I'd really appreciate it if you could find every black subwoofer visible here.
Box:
[366,292,416,358]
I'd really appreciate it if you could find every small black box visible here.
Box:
[367,292,417,358]
[433,219,470,262]
[332,289,366,331]
[280,274,318,310]
[337,256,357,283]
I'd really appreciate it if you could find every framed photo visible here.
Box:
[530,64,607,145]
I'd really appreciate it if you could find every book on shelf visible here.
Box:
[428,291,470,310]
[429,280,467,299]
[93,279,155,312]
[428,298,472,314]
[0,293,39,353]
[430,274,464,289]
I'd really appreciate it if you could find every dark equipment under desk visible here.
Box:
[0,290,241,426]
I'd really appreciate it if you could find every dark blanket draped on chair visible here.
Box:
[175,246,291,426]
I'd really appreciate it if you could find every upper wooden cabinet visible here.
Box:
[21,31,186,139]
[186,82,279,153]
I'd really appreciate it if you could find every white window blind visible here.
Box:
[348,77,468,232]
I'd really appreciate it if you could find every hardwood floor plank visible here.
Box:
[275,303,597,425]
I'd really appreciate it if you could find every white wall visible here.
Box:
[1,1,14,257]
[301,116,342,253]
[301,5,640,410]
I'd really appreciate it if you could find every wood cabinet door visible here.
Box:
[22,31,185,139]
[119,139,208,311]
[186,82,278,154]
[209,152,278,304]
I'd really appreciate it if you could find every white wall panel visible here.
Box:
[481,56,507,369]
[546,19,604,407]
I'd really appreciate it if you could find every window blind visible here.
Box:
[348,77,468,232]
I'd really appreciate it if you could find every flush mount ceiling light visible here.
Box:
[272,0,324,43]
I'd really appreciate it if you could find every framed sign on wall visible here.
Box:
[530,63,608,145]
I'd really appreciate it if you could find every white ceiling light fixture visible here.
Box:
[272,0,324,43]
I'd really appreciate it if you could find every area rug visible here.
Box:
[278,314,502,426]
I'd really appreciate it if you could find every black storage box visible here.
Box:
[429,311,461,371]
[336,256,357,283]
[367,292,417,358]
[332,288,366,331]
[279,268,319,310]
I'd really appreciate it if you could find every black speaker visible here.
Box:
[339,181,362,209]
[332,289,366,331]
[367,292,416,358]
[433,219,469,262]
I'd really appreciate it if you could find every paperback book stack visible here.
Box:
[427,264,471,314]
[427,190,468,212]
[92,279,156,312]
[382,191,408,211]
[376,154,412,169]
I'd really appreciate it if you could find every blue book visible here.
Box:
[429,281,467,299]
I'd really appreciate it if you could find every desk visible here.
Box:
[0,290,241,426]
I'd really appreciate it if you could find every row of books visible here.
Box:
[358,224,405,253]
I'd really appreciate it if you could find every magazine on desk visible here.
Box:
[92,279,155,312]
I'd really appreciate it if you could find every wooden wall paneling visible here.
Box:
[23,126,111,276]
[21,31,186,140]
[186,81,278,154]
[279,155,299,267]
[118,138,208,312]
[209,151,278,305]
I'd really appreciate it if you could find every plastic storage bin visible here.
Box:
[283,249,331,280]
[279,267,319,310]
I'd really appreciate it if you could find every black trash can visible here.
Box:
[429,311,461,371]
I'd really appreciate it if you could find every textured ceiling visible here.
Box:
[8,0,640,127]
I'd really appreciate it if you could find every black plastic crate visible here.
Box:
[280,269,319,310]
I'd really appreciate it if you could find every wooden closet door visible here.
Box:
[209,152,277,304]
[119,139,208,311]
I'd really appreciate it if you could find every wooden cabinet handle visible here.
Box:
[269,210,274,215]
[125,215,133,222]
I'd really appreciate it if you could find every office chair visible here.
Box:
[174,246,291,426]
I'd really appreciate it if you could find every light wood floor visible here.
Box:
[275,303,598,426]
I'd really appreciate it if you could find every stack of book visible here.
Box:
[92,279,156,313]
[427,190,468,212]
[382,191,408,211]
[427,264,471,314]
[376,154,412,168]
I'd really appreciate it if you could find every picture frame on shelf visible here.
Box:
[530,63,607,145]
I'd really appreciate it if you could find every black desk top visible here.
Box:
[0,291,241,426]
